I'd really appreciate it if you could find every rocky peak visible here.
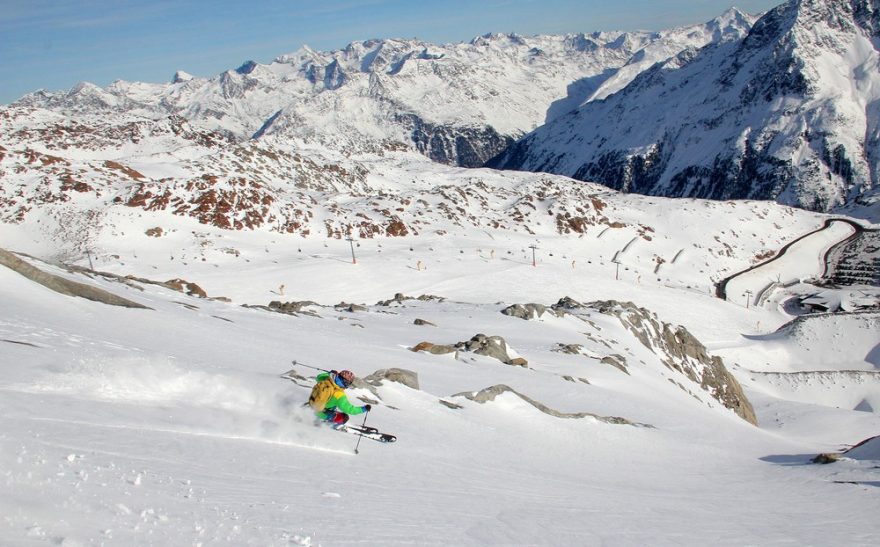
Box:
[235,60,259,75]
[706,7,757,40]
[744,0,875,54]
[172,71,194,84]
[496,0,879,218]
[794,0,876,34]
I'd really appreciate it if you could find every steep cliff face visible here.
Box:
[495,0,880,218]
[400,114,515,168]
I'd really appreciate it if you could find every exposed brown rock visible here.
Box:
[165,278,208,298]
[411,341,457,355]
[104,160,145,180]
[812,453,841,464]
[386,218,409,236]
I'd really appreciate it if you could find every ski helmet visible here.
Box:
[337,370,355,388]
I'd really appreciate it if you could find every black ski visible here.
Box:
[339,425,397,443]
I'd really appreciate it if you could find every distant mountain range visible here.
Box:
[10,11,751,168]
[1,0,878,234]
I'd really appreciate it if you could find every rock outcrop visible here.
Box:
[377,293,445,306]
[453,384,648,426]
[456,334,528,367]
[268,300,320,315]
[813,434,880,464]
[412,334,528,367]
[501,303,560,320]
[589,300,757,425]
[165,278,208,298]
[364,368,420,390]
[551,296,586,311]
[411,341,458,355]
[0,249,150,310]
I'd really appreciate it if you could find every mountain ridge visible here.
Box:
[493,0,880,220]
[9,13,755,167]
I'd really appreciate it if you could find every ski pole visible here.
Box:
[353,411,369,455]
[291,360,330,373]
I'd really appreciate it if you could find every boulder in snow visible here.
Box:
[411,341,457,355]
[501,303,556,320]
[364,368,420,390]
[456,334,527,367]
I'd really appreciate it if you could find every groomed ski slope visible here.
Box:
[1,243,878,546]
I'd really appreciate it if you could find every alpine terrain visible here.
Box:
[494,0,880,220]
[1,0,879,545]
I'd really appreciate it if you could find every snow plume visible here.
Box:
[29,355,258,406]
[19,355,331,448]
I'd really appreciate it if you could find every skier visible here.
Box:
[308,369,370,427]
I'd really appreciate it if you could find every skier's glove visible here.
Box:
[362,404,372,413]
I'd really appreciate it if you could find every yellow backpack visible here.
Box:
[308,378,338,411]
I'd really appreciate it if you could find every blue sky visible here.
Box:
[0,0,783,104]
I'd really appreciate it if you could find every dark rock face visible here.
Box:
[399,114,516,167]
[551,296,585,310]
[501,303,554,320]
[564,137,795,204]
[494,0,880,216]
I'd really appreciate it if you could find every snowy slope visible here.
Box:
[0,149,842,307]
[495,0,880,219]
[2,248,879,546]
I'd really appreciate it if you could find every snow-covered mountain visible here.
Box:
[9,12,755,167]
[2,3,879,542]
[0,8,765,261]
[1,1,876,296]
[493,0,880,220]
